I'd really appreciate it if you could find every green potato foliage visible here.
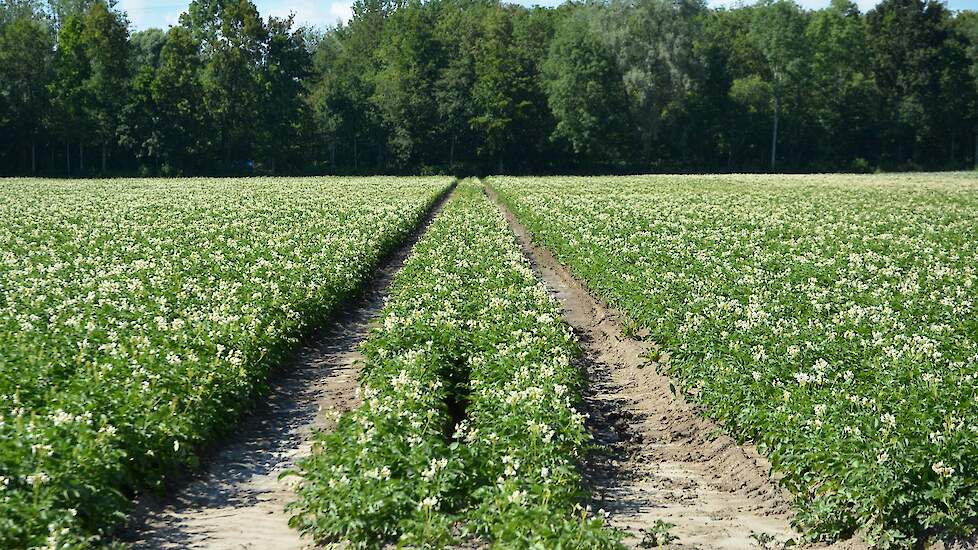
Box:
[289,181,621,548]
[492,173,978,549]
[0,176,452,548]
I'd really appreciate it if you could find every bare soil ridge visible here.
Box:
[123,185,455,550]
[487,184,808,549]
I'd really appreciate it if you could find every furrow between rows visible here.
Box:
[121,182,456,549]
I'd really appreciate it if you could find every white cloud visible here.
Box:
[121,0,355,30]
[708,0,880,11]
[119,0,184,30]
[265,0,353,27]
[328,1,353,23]
[118,0,933,31]
[793,0,881,11]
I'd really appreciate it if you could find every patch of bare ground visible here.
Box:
[487,186,865,550]
[122,187,454,550]
[938,538,978,550]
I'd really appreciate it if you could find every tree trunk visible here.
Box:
[353,136,358,171]
[101,143,107,174]
[65,140,70,176]
[681,127,689,165]
[974,130,977,170]
[950,133,956,167]
[31,139,36,174]
[449,133,456,169]
[498,157,504,174]
[79,143,84,173]
[770,93,779,172]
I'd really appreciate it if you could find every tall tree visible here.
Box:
[470,6,549,172]
[0,5,54,173]
[307,0,394,171]
[953,10,978,168]
[307,27,348,169]
[81,0,129,173]
[48,0,98,29]
[804,0,876,167]
[118,28,165,170]
[935,15,977,167]
[260,15,311,172]
[749,0,808,170]
[867,0,951,166]
[598,0,708,164]
[130,27,165,71]
[49,13,90,174]
[153,26,207,172]
[371,0,441,168]
[542,10,632,163]
[182,0,266,170]
[432,0,486,170]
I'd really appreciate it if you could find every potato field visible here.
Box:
[492,174,978,548]
[1,174,976,549]
[0,177,450,547]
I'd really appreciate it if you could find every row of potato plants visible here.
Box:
[0,177,451,548]
[289,182,620,548]
[491,174,978,549]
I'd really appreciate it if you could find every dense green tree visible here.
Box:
[936,18,977,167]
[748,0,808,169]
[117,29,165,169]
[182,0,266,169]
[804,0,876,168]
[0,4,53,172]
[690,9,742,168]
[152,26,207,171]
[130,27,165,71]
[371,0,442,167]
[49,13,90,174]
[308,0,394,171]
[469,6,551,172]
[6,0,978,175]
[117,60,159,167]
[507,6,559,170]
[867,0,953,165]
[953,11,978,168]
[542,10,632,162]
[260,15,311,172]
[598,0,707,163]
[48,0,97,28]
[432,0,486,170]
[80,0,129,172]
[306,28,347,169]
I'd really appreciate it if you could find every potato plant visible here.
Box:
[289,182,620,548]
[0,177,451,548]
[492,174,978,548]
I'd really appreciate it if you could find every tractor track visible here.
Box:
[488,184,819,549]
[122,185,455,550]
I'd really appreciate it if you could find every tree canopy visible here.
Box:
[2,0,978,175]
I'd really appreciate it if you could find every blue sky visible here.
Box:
[120,0,978,31]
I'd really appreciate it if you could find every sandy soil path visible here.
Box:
[488,186,803,549]
[123,188,454,550]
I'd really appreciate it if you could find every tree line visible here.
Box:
[2,0,978,176]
